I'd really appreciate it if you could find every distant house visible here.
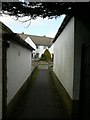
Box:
[19,33,53,59]
[30,35,53,58]
[53,15,90,119]
[1,21,34,119]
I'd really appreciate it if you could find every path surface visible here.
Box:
[12,64,70,119]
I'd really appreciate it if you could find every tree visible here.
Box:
[44,49,51,62]
[40,54,46,61]
[1,2,90,21]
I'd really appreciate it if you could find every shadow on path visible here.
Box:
[11,64,70,119]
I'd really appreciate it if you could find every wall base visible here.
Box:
[5,67,38,119]
[49,67,79,120]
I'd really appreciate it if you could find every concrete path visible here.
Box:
[12,65,70,119]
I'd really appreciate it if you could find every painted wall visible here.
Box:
[7,42,32,104]
[73,17,90,99]
[0,25,2,120]
[35,45,49,58]
[53,17,74,99]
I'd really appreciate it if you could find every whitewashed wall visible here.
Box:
[7,42,32,104]
[53,17,74,99]
[0,27,2,119]
[35,45,48,58]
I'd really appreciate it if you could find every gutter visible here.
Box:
[1,22,35,51]
[2,33,35,51]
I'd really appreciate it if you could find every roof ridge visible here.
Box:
[30,35,53,39]
[18,33,53,39]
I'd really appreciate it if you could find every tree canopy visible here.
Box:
[1,2,90,20]
[40,49,51,61]
[44,49,51,61]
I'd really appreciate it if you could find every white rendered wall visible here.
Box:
[35,45,48,58]
[49,44,54,54]
[7,42,32,104]
[53,17,74,99]
[0,26,2,119]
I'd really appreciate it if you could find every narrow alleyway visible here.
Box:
[11,64,70,119]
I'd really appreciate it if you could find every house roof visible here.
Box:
[0,21,34,51]
[30,35,53,46]
[18,33,53,47]
[53,15,72,43]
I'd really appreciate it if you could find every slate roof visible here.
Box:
[18,33,28,40]
[18,33,53,47]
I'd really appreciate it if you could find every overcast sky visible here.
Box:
[0,14,65,38]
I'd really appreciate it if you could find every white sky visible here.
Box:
[0,14,65,38]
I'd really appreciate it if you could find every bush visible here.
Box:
[44,49,51,61]
[40,54,46,61]
[40,49,51,62]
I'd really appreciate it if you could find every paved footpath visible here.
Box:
[12,65,70,119]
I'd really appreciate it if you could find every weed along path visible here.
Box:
[12,64,70,119]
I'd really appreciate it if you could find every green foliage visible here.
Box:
[40,49,51,61]
[44,49,51,62]
[40,54,46,61]
[2,3,90,20]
